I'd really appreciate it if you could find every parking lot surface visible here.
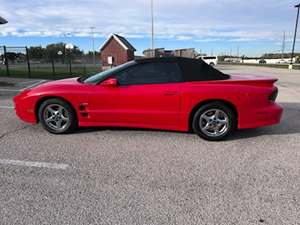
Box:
[0,65,300,225]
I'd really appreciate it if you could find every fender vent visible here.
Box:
[80,112,88,117]
[79,103,89,117]
[79,103,88,111]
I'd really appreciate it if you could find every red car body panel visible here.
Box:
[14,75,283,132]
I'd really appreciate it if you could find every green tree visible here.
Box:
[28,46,46,60]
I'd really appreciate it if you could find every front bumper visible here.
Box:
[13,91,38,124]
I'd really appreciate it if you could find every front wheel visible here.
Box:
[192,102,237,141]
[38,98,77,134]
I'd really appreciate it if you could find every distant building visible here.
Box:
[224,57,242,63]
[173,48,196,58]
[143,48,196,58]
[100,34,136,67]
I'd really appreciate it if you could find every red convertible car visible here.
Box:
[14,57,283,141]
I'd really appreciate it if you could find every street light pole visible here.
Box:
[65,43,74,76]
[151,0,154,57]
[90,27,96,65]
[290,3,300,69]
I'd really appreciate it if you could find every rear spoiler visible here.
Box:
[224,75,278,87]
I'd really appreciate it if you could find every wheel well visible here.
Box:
[35,96,77,123]
[188,99,238,131]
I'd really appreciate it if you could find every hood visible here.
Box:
[21,77,82,95]
[37,77,79,88]
[28,77,80,90]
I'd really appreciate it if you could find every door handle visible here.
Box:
[164,91,178,96]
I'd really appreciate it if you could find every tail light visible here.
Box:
[269,87,278,102]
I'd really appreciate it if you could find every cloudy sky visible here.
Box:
[0,0,299,56]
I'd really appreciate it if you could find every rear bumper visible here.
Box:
[238,103,283,129]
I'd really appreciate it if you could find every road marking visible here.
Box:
[19,80,41,84]
[0,80,47,92]
[0,159,69,170]
[0,106,14,109]
[0,89,20,92]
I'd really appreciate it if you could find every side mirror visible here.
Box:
[100,78,118,87]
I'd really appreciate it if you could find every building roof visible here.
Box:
[0,16,7,24]
[100,34,136,51]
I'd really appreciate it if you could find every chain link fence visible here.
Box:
[0,46,102,79]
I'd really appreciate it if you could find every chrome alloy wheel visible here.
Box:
[43,104,70,132]
[199,109,229,137]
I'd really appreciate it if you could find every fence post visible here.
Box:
[3,46,9,77]
[51,58,55,79]
[25,47,31,78]
[83,63,86,74]
[69,52,72,76]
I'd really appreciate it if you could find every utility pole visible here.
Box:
[281,31,286,59]
[90,27,96,65]
[151,0,154,57]
[290,3,300,69]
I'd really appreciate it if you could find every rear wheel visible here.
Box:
[192,102,236,141]
[38,98,77,134]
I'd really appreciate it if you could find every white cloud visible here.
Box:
[176,35,194,41]
[195,38,223,42]
[0,0,297,44]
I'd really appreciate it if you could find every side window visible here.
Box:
[114,62,183,85]
[179,58,229,81]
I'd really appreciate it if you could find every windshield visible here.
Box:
[83,61,135,84]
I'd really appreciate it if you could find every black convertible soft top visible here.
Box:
[135,57,230,82]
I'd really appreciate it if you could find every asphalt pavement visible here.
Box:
[0,65,300,225]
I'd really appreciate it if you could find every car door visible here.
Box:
[88,61,183,129]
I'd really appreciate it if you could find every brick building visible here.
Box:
[100,34,136,67]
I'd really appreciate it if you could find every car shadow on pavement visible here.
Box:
[230,102,300,140]
[76,126,185,136]
[75,102,300,140]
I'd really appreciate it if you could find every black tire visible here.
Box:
[192,102,237,141]
[38,98,77,134]
[209,62,215,66]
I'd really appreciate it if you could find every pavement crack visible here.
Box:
[0,126,29,140]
